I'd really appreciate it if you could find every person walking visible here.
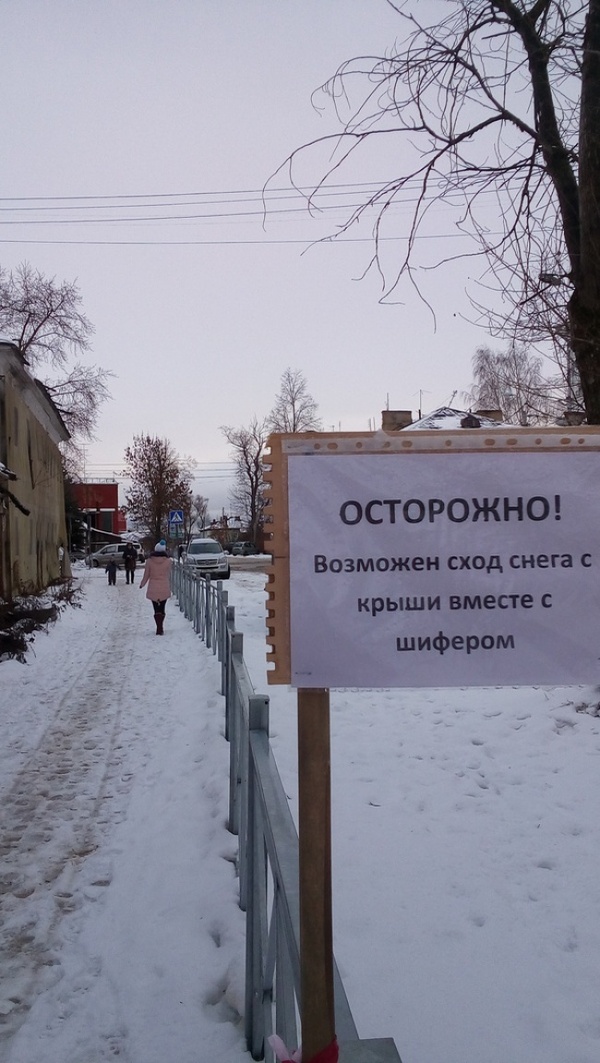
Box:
[105,558,117,586]
[139,539,172,635]
[122,542,137,584]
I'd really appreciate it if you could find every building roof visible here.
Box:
[0,340,70,444]
[405,406,508,431]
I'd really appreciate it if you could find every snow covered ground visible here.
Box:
[2,563,600,1063]
[1,565,249,1063]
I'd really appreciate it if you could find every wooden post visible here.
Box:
[298,687,335,1060]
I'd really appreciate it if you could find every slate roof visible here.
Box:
[406,406,508,430]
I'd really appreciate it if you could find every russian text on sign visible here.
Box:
[339,495,562,526]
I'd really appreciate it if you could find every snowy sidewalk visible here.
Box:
[0,567,250,1063]
[3,565,600,1063]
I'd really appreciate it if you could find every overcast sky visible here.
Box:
[3,0,498,514]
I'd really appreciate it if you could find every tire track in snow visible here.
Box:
[0,577,156,1042]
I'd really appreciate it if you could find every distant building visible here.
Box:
[0,340,71,598]
[397,403,506,429]
[70,481,122,548]
[381,409,414,432]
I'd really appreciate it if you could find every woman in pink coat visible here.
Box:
[139,540,173,635]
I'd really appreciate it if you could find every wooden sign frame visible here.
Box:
[264,425,600,687]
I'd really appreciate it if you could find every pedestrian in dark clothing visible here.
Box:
[122,542,137,584]
[105,559,117,586]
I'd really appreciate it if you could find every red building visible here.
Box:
[71,481,121,544]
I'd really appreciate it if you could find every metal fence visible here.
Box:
[172,563,402,1063]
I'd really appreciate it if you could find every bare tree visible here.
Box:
[464,344,561,424]
[221,418,268,543]
[277,2,600,422]
[0,262,110,438]
[124,435,193,542]
[268,367,322,432]
[0,263,93,368]
[41,364,112,439]
[191,494,210,532]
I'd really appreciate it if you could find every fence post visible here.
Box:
[224,606,236,736]
[245,694,270,1060]
[205,576,212,648]
[228,631,244,835]
[219,592,229,693]
[240,694,269,912]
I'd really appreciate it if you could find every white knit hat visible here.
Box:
[154,540,167,553]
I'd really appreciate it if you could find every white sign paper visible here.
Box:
[287,450,600,688]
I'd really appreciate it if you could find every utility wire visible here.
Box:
[0,206,455,227]
[0,179,430,204]
[0,178,490,246]
[0,181,495,224]
[0,234,469,246]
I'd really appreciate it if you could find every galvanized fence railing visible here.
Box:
[172,563,402,1063]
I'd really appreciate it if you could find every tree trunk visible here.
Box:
[570,0,600,424]
[569,293,600,423]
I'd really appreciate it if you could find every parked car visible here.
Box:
[69,548,89,561]
[85,542,144,568]
[181,538,230,579]
[231,541,258,555]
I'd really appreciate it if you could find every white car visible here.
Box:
[182,538,230,579]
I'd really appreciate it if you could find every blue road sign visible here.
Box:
[169,509,184,524]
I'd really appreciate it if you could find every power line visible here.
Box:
[84,460,235,467]
[0,178,494,247]
[0,232,471,248]
[0,202,414,226]
[0,180,496,227]
[0,180,424,204]
[0,187,409,213]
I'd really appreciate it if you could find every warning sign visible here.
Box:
[264,427,600,689]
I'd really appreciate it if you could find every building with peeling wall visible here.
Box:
[0,341,71,598]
